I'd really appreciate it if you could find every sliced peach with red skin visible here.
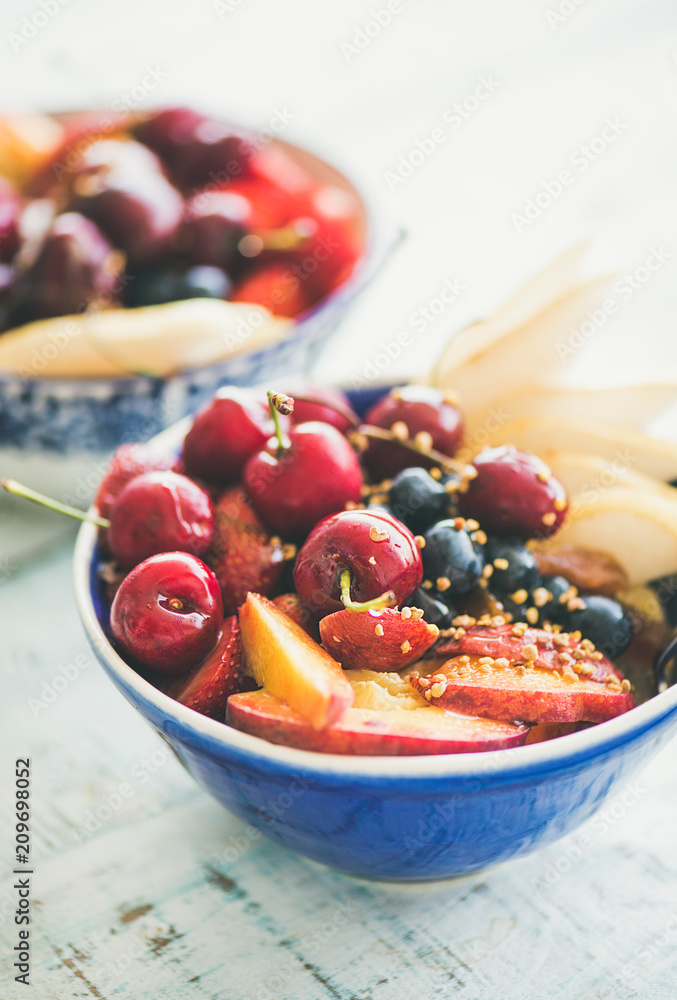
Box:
[226,690,529,755]
[437,623,619,684]
[411,654,635,725]
[169,615,242,720]
[238,592,353,730]
[319,608,440,671]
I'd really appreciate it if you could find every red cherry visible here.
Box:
[110,551,223,673]
[95,443,175,519]
[108,470,215,569]
[177,189,253,268]
[134,108,254,190]
[458,445,568,539]
[294,185,364,301]
[244,421,363,540]
[230,262,309,318]
[68,139,184,267]
[287,385,358,434]
[293,509,423,617]
[182,386,276,484]
[362,385,464,480]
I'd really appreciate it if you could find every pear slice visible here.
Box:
[534,489,677,586]
[431,241,590,382]
[465,382,677,439]
[544,451,677,503]
[0,298,292,378]
[467,415,677,481]
[239,593,354,730]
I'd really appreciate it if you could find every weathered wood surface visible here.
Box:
[1,535,677,1000]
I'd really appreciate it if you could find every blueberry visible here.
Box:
[422,519,484,596]
[563,595,634,658]
[404,587,453,629]
[484,536,540,596]
[367,500,395,518]
[389,468,448,534]
[536,575,572,624]
[125,264,231,307]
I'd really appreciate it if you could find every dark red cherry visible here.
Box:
[182,387,276,485]
[362,385,464,480]
[14,212,122,320]
[244,421,363,540]
[68,139,184,267]
[177,189,253,268]
[107,470,215,569]
[458,445,568,539]
[293,508,423,617]
[134,108,254,190]
[110,551,223,673]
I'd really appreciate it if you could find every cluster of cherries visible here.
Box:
[94,381,634,721]
[0,106,364,333]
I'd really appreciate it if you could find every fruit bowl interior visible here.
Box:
[73,386,677,882]
[0,111,384,500]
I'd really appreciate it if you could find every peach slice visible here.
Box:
[436,623,620,684]
[319,608,439,671]
[238,592,353,730]
[411,655,635,724]
[226,690,529,755]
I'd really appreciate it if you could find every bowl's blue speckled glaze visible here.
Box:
[72,390,677,882]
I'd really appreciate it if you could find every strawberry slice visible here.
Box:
[320,608,439,671]
[95,443,175,518]
[227,689,529,755]
[411,653,635,725]
[170,615,242,719]
[206,486,289,614]
[437,622,619,684]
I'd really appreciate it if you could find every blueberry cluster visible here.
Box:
[374,466,634,659]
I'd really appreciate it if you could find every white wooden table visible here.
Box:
[3,0,677,995]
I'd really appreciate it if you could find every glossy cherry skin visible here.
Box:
[244,421,363,540]
[110,552,223,673]
[294,509,423,617]
[95,442,175,519]
[458,445,568,540]
[182,386,275,484]
[363,385,464,480]
[107,470,215,570]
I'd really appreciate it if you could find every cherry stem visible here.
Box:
[339,567,397,613]
[0,477,110,529]
[267,391,293,453]
[357,424,467,474]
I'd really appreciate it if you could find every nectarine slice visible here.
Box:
[238,592,353,730]
[226,689,529,755]
[411,654,635,724]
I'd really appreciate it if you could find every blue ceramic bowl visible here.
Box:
[72,405,677,882]
[0,137,387,501]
